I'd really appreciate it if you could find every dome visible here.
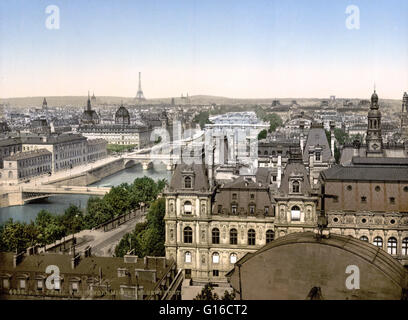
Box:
[115,105,130,125]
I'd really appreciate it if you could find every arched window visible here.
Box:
[248,229,256,246]
[185,251,192,263]
[373,236,383,248]
[291,206,301,221]
[184,201,192,214]
[266,230,275,244]
[230,229,238,245]
[212,252,220,264]
[184,176,192,189]
[230,253,237,264]
[387,237,397,255]
[264,150,268,155]
[184,227,193,243]
[402,238,408,256]
[212,228,220,244]
[359,236,368,242]
[292,181,300,193]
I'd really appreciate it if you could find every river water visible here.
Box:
[0,164,172,225]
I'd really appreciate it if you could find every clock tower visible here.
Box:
[366,90,383,157]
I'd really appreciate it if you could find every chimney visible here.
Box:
[277,155,282,188]
[309,148,315,186]
[71,253,80,269]
[300,133,305,153]
[330,121,335,157]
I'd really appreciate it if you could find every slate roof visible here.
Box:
[279,162,312,194]
[320,165,408,182]
[4,149,51,161]
[302,127,332,163]
[352,157,408,166]
[168,163,210,192]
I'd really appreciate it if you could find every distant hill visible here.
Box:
[0,95,403,116]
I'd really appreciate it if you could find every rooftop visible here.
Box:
[4,149,51,161]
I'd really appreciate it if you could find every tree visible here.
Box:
[114,198,166,258]
[194,283,220,300]
[0,219,33,252]
[265,113,283,132]
[221,290,236,301]
[257,129,267,140]
[60,205,84,235]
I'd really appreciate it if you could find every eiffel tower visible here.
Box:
[136,72,146,101]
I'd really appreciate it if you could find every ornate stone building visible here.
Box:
[164,149,321,283]
[321,160,408,266]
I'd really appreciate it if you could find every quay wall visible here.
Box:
[0,158,126,208]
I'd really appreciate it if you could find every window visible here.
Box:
[291,206,301,221]
[272,176,277,182]
[375,186,381,192]
[292,181,300,193]
[213,270,219,277]
[347,185,352,191]
[315,152,321,161]
[230,253,237,264]
[184,227,193,243]
[230,229,238,245]
[72,282,79,292]
[185,251,192,263]
[217,205,222,214]
[264,206,269,215]
[248,229,256,246]
[185,269,192,279]
[184,201,192,214]
[387,237,397,255]
[361,196,367,203]
[359,236,368,242]
[249,205,255,215]
[184,176,192,189]
[402,238,408,256]
[250,194,255,200]
[212,228,220,244]
[266,230,275,243]
[373,236,383,248]
[404,186,408,192]
[390,197,395,204]
[232,193,237,200]
[2,279,9,289]
[333,196,339,203]
[37,280,43,290]
[212,252,220,264]
[231,205,237,215]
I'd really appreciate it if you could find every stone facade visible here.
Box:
[1,149,52,184]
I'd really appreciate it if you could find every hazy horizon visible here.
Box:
[1,0,408,99]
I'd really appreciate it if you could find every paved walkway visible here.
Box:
[74,212,145,257]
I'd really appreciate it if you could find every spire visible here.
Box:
[87,91,92,111]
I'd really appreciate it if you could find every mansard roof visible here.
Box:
[321,164,408,182]
[302,127,332,163]
[279,161,312,194]
[168,163,210,192]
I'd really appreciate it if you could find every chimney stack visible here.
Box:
[277,155,282,188]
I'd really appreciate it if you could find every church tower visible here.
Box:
[366,91,383,157]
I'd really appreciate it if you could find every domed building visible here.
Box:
[115,104,130,125]
[80,93,100,125]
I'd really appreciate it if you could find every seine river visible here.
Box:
[0,164,172,225]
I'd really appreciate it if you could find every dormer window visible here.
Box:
[184,176,192,189]
[292,181,300,193]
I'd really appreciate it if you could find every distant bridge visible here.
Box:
[21,186,111,203]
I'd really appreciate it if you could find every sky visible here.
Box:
[0,0,408,99]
